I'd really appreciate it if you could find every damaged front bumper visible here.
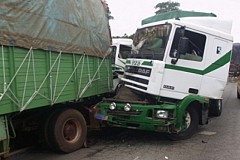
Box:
[94,99,178,133]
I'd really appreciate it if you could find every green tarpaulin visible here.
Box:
[0,0,111,58]
[142,10,216,25]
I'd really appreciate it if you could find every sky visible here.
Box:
[107,0,240,43]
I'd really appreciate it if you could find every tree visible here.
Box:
[112,33,135,39]
[107,8,114,20]
[101,0,114,20]
[155,1,180,14]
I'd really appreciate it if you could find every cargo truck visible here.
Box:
[95,16,233,140]
[0,0,112,158]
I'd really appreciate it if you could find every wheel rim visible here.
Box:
[185,112,191,129]
[62,119,81,143]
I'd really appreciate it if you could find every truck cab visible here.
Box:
[125,17,232,100]
[96,17,233,140]
[111,38,132,90]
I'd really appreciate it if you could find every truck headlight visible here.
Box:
[155,110,168,119]
[109,102,116,110]
[124,103,131,111]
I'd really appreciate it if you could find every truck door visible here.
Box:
[161,27,207,99]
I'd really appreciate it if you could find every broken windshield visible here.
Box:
[132,24,172,60]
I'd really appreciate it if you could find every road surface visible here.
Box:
[10,82,240,160]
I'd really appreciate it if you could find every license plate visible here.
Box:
[95,113,108,120]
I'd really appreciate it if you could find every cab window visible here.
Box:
[118,45,131,59]
[170,28,206,62]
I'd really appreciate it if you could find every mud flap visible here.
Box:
[201,103,208,125]
[0,116,10,158]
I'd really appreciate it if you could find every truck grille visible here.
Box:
[125,82,147,90]
[107,109,142,116]
[125,65,151,77]
[124,75,149,85]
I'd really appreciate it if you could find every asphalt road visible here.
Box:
[10,81,240,160]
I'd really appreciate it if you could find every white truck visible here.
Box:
[95,17,233,140]
[111,38,132,89]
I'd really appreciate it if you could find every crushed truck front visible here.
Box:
[95,17,233,140]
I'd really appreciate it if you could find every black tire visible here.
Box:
[209,99,222,117]
[47,108,87,153]
[237,90,240,99]
[167,107,199,140]
[44,109,63,151]
[38,110,57,150]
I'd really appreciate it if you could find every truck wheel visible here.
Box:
[47,108,87,153]
[237,90,240,99]
[209,99,222,117]
[167,107,199,140]
[39,110,57,151]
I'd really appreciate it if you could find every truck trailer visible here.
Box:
[95,16,233,140]
[0,0,112,158]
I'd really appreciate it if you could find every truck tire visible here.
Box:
[39,110,57,151]
[209,99,222,117]
[167,107,199,140]
[237,90,240,99]
[47,108,87,153]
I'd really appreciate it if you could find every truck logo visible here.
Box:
[217,46,222,54]
[125,66,151,77]
[138,68,150,75]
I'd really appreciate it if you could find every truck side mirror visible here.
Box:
[171,37,189,64]
[178,37,189,55]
